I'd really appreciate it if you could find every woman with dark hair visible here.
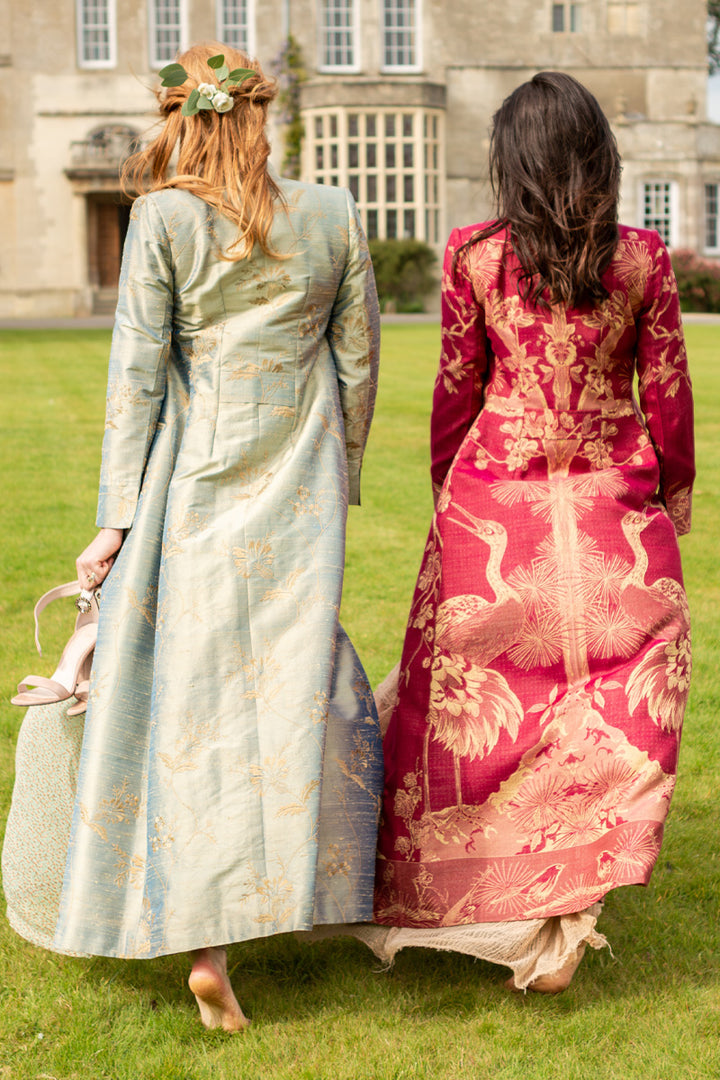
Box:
[3,43,382,1030]
[369,71,694,992]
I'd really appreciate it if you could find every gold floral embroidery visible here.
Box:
[150,816,176,852]
[156,712,220,776]
[79,778,142,843]
[276,781,321,817]
[163,509,210,557]
[320,843,352,879]
[248,267,293,305]
[112,844,145,890]
[232,535,275,579]
[242,865,295,927]
[104,382,146,430]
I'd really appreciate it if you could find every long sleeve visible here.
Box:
[326,190,380,505]
[430,229,488,498]
[96,195,173,529]
[635,237,695,535]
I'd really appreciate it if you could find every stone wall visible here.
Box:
[1,0,717,316]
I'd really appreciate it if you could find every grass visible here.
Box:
[0,323,719,1079]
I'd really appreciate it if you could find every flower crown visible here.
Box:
[159,54,256,116]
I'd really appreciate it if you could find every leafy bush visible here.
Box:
[368,238,437,312]
[274,35,305,180]
[670,248,720,312]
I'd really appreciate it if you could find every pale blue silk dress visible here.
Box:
[3,178,383,958]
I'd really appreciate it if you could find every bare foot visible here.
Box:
[188,946,250,1032]
[505,944,586,995]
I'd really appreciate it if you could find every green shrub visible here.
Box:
[671,248,720,312]
[275,35,305,180]
[368,238,437,312]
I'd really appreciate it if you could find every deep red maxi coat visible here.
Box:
[375,224,695,927]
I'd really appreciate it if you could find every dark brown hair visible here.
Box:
[458,71,621,307]
[122,42,283,260]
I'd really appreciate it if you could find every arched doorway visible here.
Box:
[65,125,140,314]
[86,193,132,311]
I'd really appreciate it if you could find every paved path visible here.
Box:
[0,317,116,329]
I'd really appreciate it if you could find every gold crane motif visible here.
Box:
[427,510,524,807]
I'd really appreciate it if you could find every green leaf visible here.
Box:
[158,63,188,87]
[181,88,200,116]
[215,64,229,83]
[196,95,214,110]
[207,54,225,69]
[226,67,255,85]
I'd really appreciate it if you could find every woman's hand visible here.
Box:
[76,528,124,589]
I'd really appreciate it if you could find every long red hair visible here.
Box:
[122,42,283,259]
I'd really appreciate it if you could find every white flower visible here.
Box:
[212,91,233,113]
[197,82,216,98]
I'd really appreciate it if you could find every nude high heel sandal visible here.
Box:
[11,581,100,712]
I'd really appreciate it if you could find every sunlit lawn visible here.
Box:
[0,323,718,1079]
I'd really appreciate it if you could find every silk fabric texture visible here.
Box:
[375,224,694,928]
[6,180,383,959]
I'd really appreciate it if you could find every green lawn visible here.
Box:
[0,324,718,1079]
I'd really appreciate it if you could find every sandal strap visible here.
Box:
[73,679,90,702]
[32,580,82,656]
[15,674,73,700]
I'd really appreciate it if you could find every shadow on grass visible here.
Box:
[55,856,718,1033]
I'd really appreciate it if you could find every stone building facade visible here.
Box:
[1,0,719,316]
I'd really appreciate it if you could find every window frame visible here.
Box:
[606,0,643,35]
[704,181,720,254]
[318,0,361,73]
[148,0,189,70]
[216,0,255,55]
[640,179,679,249]
[304,106,444,245]
[380,0,422,74]
[551,1,582,33]
[76,0,117,70]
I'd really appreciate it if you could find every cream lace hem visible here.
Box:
[300,904,607,990]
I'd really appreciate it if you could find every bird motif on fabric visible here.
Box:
[618,509,691,731]
[619,510,681,632]
[435,512,525,665]
[427,513,524,805]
